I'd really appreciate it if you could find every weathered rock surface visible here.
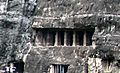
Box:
[30,0,120,73]
[0,0,36,69]
[1,0,120,73]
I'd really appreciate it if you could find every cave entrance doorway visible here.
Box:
[8,59,24,73]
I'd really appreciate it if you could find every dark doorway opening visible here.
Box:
[14,59,24,73]
[86,30,94,46]
[76,31,84,46]
[67,31,73,46]
[58,31,64,45]
[8,59,24,73]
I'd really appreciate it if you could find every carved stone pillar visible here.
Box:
[35,31,43,46]
[83,31,86,46]
[72,31,76,46]
[64,31,67,46]
[54,32,58,46]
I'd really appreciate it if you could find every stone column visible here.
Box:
[72,31,76,46]
[50,65,54,73]
[64,31,67,46]
[83,31,86,46]
[54,32,58,46]
[35,31,43,46]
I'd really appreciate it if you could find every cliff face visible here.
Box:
[35,0,120,16]
[1,0,120,73]
[0,0,36,68]
[30,0,120,73]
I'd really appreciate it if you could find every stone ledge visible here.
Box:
[32,45,93,49]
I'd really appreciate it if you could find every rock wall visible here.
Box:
[1,0,120,73]
[0,0,36,69]
[29,0,120,73]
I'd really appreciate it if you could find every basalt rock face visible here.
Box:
[0,0,36,68]
[29,0,120,73]
[1,0,120,73]
[32,0,120,28]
